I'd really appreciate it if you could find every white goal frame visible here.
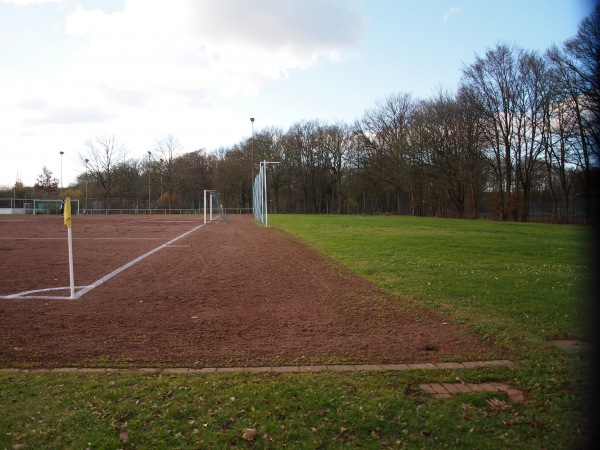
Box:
[203,190,228,224]
[33,199,79,215]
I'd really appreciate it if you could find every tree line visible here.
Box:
[4,7,598,223]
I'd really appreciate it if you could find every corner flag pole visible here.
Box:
[64,197,75,299]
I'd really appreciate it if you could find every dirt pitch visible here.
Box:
[0,214,506,368]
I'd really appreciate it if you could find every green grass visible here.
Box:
[0,215,594,449]
[269,215,592,351]
[0,366,590,449]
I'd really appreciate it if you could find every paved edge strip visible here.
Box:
[419,381,525,402]
[0,360,513,374]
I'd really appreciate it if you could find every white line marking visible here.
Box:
[0,237,166,241]
[1,223,205,300]
[2,286,87,300]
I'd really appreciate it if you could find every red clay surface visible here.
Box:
[0,214,506,368]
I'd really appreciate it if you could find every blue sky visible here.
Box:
[0,0,596,188]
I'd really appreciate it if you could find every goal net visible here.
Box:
[253,165,266,226]
[33,199,79,215]
[253,161,279,227]
[203,190,228,224]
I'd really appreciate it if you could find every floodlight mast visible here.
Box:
[84,158,89,211]
[59,151,64,197]
[147,151,152,214]
[250,117,255,183]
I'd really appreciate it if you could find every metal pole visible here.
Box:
[60,151,64,197]
[159,158,163,206]
[147,151,152,214]
[263,162,267,226]
[85,159,89,211]
[261,161,280,227]
[67,226,75,298]
[204,190,217,223]
[250,117,255,182]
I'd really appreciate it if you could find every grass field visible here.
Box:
[1,214,595,448]
[270,215,593,347]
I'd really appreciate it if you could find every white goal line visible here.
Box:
[0,223,206,301]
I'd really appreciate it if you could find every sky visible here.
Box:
[0,0,597,189]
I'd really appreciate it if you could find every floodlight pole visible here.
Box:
[84,158,89,212]
[250,117,255,184]
[60,151,64,197]
[159,158,164,204]
[147,151,152,214]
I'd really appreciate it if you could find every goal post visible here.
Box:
[33,199,79,215]
[203,190,228,224]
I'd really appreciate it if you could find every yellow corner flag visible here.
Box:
[64,197,72,228]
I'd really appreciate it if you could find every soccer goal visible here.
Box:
[203,190,228,224]
[33,199,79,215]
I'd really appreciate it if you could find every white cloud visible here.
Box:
[100,86,148,108]
[22,103,115,125]
[62,0,366,98]
[443,6,464,23]
[188,0,365,57]
[1,0,65,5]
[0,0,367,186]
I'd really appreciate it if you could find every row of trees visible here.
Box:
[4,8,598,223]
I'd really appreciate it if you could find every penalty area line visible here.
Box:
[73,222,206,299]
[0,223,206,300]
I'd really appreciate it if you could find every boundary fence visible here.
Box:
[0,198,252,216]
[4,194,584,223]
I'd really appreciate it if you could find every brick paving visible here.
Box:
[0,359,512,375]
[1,359,524,402]
[419,381,525,402]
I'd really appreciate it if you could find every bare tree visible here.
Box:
[172,150,211,209]
[417,88,487,218]
[462,44,522,220]
[217,145,251,209]
[356,93,418,214]
[286,121,324,213]
[544,49,585,223]
[562,5,600,159]
[154,134,183,211]
[317,123,352,214]
[79,134,127,208]
[251,127,286,213]
[547,7,600,222]
[514,49,552,221]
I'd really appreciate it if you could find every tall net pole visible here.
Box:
[253,166,263,225]
[253,161,280,227]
